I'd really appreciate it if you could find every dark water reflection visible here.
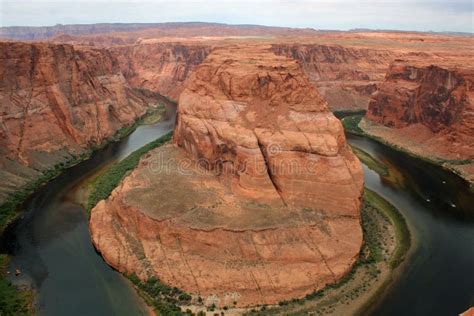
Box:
[347,134,474,316]
[1,105,175,316]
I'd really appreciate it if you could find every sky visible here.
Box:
[0,0,473,33]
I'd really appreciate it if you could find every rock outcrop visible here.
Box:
[366,60,474,132]
[363,59,474,183]
[0,41,150,202]
[174,45,364,210]
[111,43,211,100]
[90,45,364,307]
[460,307,474,316]
[271,44,398,110]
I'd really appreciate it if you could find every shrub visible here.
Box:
[341,115,365,135]
[0,255,32,315]
[86,132,172,214]
[128,273,190,316]
[179,293,192,302]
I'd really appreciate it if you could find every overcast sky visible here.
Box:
[1,0,472,32]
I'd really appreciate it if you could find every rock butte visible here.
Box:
[90,45,364,307]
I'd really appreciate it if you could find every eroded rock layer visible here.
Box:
[111,43,211,100]
[174,45,364,211]
[363,59,474,183]
[271,44,398,110]
[90,45,364,307]
[0,41,150,202]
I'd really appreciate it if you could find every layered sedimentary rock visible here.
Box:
[111,43,211,100]
[174,45,364,210]
[363,59,474,182]
[90,45,364,307]
[271,44,398,110]
[0,41,150,202]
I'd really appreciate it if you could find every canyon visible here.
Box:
[89,45,364,307]
[110,43,211,100]
[1,22,474,315]
[271,44,398,110]
[363,59,474,183]
[0,41,156,203]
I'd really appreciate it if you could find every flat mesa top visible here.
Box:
[122,145,342,231]
[205,45,300,70]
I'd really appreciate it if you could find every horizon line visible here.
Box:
[0,21,473,36]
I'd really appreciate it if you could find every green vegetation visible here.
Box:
[0,104,170,315]
[0,150,91,233]
[245,189,411,315]
[0,105,168,233]
[141,107,167,125]
[340,113,473,188]
[341,114,365,135]
[108,105,167,142]
[351,145,389,177]
[332,109,367,119]
[128,274,191,316]
[364,189,410,269]
[0,255,33,316]
[86,131,173,214]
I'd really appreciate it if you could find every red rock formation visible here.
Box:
[271,44,398,110]
[367,60,474,131]
[90,45,364,307]
[111,43,211,100]
[174,45,363,211]
[363,59,474,182]
[0,41,150,202]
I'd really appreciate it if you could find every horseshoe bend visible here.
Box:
[89,45,364,307]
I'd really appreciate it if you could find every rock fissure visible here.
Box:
[255,131,288,206]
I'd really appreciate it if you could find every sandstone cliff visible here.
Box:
[363,59,474,183]
[111,43,211,100]
[271,44,398,110]
[174,45,364,210]
[0,41,150,202]
[90,45,364,307]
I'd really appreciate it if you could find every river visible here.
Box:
[1,105,175,316]
[347,133,474,316]
[1,108,473,315]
